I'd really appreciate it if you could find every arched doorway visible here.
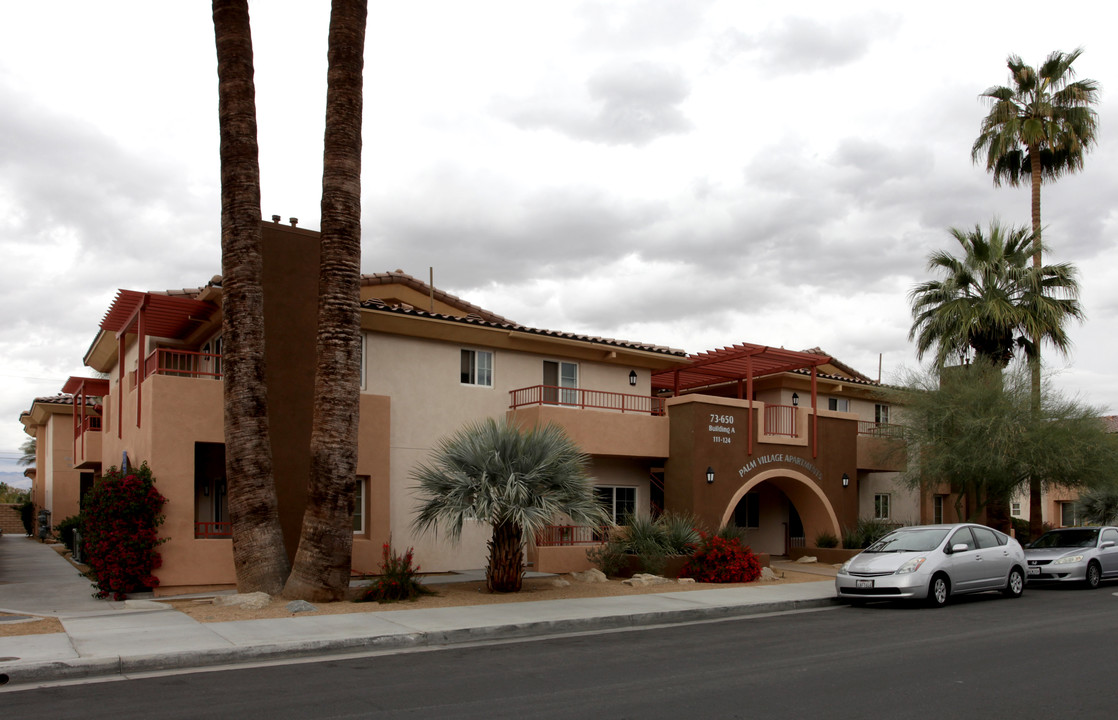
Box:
[721,468,840,556]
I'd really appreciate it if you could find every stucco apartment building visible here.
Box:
[22,219,933,594]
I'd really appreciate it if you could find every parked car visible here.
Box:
[835,523,1026,607]
[1024,526,1118,589]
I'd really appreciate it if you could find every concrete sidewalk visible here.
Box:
[0,535,838,689]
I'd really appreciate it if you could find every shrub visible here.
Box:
[842,518,896,549]
[715,523,748,545]
[18,499,35,536]
[585,537,628,577]
[815,531,839,549]
[658,511,702,555]
[55,515,83,553]
[355,543,435,603]
[82,463,167,600]
[624,514,670,574]
[680,531,762,583]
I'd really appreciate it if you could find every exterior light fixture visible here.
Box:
[791,392,799,406]
[842,473,850,488]
[706,466,715,484]
[629,370,638,386]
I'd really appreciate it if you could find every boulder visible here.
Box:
[550,578,571,588]
[212,592,272,610]
[622,573,673,587]
[286,599,317,614]
[570,568,608,583]
[795,555,817,564]
[760,567,777,581]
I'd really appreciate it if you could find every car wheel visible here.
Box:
[1085,561,1102,589]
[1003,567,1024,598]
[927,574,949,608]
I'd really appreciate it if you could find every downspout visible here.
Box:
[746,355,754,456]
[811,366,818,458]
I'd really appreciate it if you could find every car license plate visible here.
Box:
[856,579,873,589]
[1027,567,1040,576]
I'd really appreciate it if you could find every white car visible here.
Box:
[1024,526,1118,588]
[835,523,1027,607]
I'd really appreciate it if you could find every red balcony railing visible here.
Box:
[764,404,797,437]
[82,415,102,431]
[535,525,609,547]
[857,421,903,438]
[510,386,666,416]
[195,521,232,539]
[145,349,223,380]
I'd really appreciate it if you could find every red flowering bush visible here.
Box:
[81,462,167,600]
[680,531,762,583]
[355,542,435,603]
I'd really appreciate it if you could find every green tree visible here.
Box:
[0,482,30,504]
[909,221,1083,368]
[891,363,1117,528]
[972,48,1099,536]
[213,0,290,595]
[1077,484,1118,526]
[412,419,608,593]
[284,0,369,602]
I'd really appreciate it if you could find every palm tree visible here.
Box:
[1077,486,1118,526]
[909,221,1083,368]
[412,418,608,593]
[212,0,290,594]
[18,438,35,466]
[283,0,368,602]
[972,49,1099,245]
[972,49,1099,538]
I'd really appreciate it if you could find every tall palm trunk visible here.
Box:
[283,0,368,601]
[487,521,525,593]
[213,0,290,594]
[1028,144,1044,539]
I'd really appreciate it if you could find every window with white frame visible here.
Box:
[353,477,367,534]
[1011,501,1021,516]
[875,404,890,424]
[543,360,578,405]
[874,493,890,520]
[595,486,636,525]
[828,397,849,412]
[460,349,493,387]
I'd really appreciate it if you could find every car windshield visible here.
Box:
[864,528,949,553]
[1030,529,1099,549]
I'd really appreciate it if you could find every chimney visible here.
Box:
[289,217,298,227]
[271,215,281,223]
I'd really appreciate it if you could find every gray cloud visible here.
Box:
[715,13,900,74]
[495,61,693,146]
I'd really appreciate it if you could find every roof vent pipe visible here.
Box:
[289,217,298,227]
[271,215,281,223]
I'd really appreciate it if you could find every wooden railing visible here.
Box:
[510,386,666,416]
[195,521,232,539]
[534,525,609,547]
[857,421,903,438]
[145,349,223,380]
[764,404,797,437]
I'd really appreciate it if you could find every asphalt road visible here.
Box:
[7,584,1118,718]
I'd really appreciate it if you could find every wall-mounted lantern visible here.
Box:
[629,370,638,386]
[791,392,799,407]
[706,466,715,484]
[842,473,850,488]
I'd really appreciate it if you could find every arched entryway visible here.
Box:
[720,468,840,556]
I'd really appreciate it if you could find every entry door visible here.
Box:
[543,361,578,405]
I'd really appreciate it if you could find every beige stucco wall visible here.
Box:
[858,471,918,526]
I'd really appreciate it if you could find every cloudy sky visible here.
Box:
[3,1,1117,478]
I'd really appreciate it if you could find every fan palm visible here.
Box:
[972,48,1099,241]
[909,222,1083,368]
[412,418,608,593]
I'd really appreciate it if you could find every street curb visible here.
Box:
[0,596,839,687]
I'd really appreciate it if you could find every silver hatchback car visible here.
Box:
[835,523,1027,607]
[1024,526,1118,588]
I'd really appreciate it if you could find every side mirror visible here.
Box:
[950,544,969,554]
[1101,541,1116,550]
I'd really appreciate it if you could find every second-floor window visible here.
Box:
[543,360,578,404]
[828,397,849,412]
[461,349,493,387]
[595,486,636,525]
[875,404,890,424]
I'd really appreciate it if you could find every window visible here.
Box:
[874,493,890,520]
[202,334,223,379]
[353,477,367,534]
[874,404,890,424]
[595,486,636,524]
[933,495,944,524]
[948,527,975,552]
[828,397,849,412]
[1011,501,1021,516]
[543,360,578,405]
[1102,528,1118,545]
[733,491,760,529]
[460,349,493,387]
[1060,502,1079,527]
[972,526,1001,549]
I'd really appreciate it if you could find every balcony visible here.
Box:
[195,521,232,539]
[857,420,903,439]
[145,348,223,380]
[534,524,608,547]
[856,422,906,471]
[510,385,665,416]
[763,404,798,437]
[508,386,670,458]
